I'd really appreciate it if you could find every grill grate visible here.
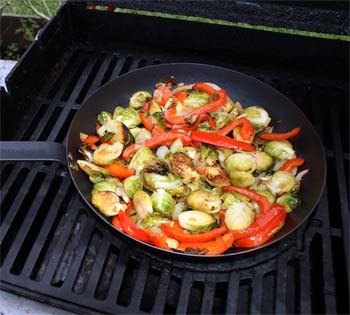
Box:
[1,5,349,315]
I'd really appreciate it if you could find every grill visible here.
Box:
[1,2,349,314]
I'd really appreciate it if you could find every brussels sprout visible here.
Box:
[123,175,143,198]
[149,100,162,115]
[225,153,256,173]
[222,193,240,209]
[266,171,298,195]
[129,91,152,109]
[79,143,94,162]
[97,119,133,145]
[225,201,255,231]
[172,201,186,219]
[178,210,216,232]
[93,142,123,166]
[142,213,168,228]
[93,181,117,192]
[151,189,175,217]
[187,179,211,192]
[243,106,271,129]
[253,151,274,171]
[89,174,105,184]
[256,190,275,204]
[229,171,256,187]
[152,112,166,127]
[77,160,109,176]
[219,96,235,113]
[113,107,141,128]
[217,148,234,165]
[129,147,157,174]
[168,152,199,183]
[186,190,222,214]
[133,191,153,219]
[91,191,126,216]
[276,193,301,213]
[211,112,232,129]
[264,140,295,160]
[200,145,218,166]
[130,127,152,143]
[184,90,210,108]
[200,166,231,187]
[97,111,112,125]
[143,172,182,191]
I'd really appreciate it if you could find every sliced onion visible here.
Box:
[156,146,169,160]
[204,82,221,90]
[296,169,309,182]
[172,202,186,220]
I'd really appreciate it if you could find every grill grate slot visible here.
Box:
[0,163,14,188]
[38,107,62,141]
[187,281,204,314]
[100,54,119,86]
[140,267,161,312]
[286,259,301,314]
[237,278,252,314]
[212,282,228,314]
[163,275,181,315]
[261,271,276,314]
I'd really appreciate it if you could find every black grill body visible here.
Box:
[1,2,349,314]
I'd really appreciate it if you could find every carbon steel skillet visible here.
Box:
[1,63,326,260]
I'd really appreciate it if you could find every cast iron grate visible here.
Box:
[1,4,349,315]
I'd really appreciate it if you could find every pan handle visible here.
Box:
[0,141,67,167]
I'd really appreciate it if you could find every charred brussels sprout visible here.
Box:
[225,201,255,231]
[266,171,298,195]
[229,171,255,188]
[91,191,126,217]
[97,111,112,125]
[253,151,274,171]
[178,210,216,232]
[200,166,230,187]
[200,145,218,166]
[151,189,175,217]
[129,91,152,109]
[97,119,133,145]
[77,160,109,177]
[93,142,123,166]
[186,190,222,214]
[129,147,158,174]
[243,106,271,129]
[264,140,295,160]
[123,175,143,198]
[168,152,199,183]
[277,193,300,213]
[133,191,153,219]
[113,107,141,128]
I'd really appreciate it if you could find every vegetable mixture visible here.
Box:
[78,80,308,255]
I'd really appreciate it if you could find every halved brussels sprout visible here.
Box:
[113,107,141,128]
[91,191,126,216]
[97,111,112,125]
[186,190,222,214]
[133,191,153,219]
[151,189,175,217]
[222,192,240,209]
[142,213,168,229]
[168,152,199,183]
[225,201,255,231]
[93,181,117,192]
[129,147,158,174]
[211,112,232,129]
[149,100,162,115]
[264,140,295,160]
[225,153,257,173]
[219,96,235,113]
[184,90,210,108]
[97,119,133,145]
[243,106,271,129]
[143,172,184,193]
[129,91,152,109]
[200,145,218,166]
[253,151,274,171]
[89,174,105,184]
[200,166,230,187]
[77,160,109,176]
[266,171,298,195]
[93,142,123,166]
[256,190,275,204]
[277,193,300,213]
[217,148,234,165]
[178,210,216,232]
[229,171,256,187]
[123,175,143,198]
[130,127,152,143]
[79,144,94,162]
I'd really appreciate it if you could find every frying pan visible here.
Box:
[1,63,326,259]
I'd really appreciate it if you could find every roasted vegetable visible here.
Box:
[113,107,141,128]
[77,160,109,176]
[266,171,298,195]
[224,201,255,231]
[133,191,153,219]
[93,181,117,192]
[142,213,168,228]
[184,90,210,108]
[229,171,256,187]
[97,119,133,145]
[178,210,216,232]
[168,152,199,183]
[264,140,295,160]
[123,175,143,198]
[199,144,218,166]
[129,147,158,174]
[253,151,274,171]
[91,191,126,216]
[276,193,300,213]
[97,111,112,125]
[256,190,275,204]
[129,91,152,108]
[224,153,256,173]
[151,189,175,217]
[186,190,222,214]
[198,166,230,187]
[92,142,123,166]
[243,106,271,129]
[130,127,152,143]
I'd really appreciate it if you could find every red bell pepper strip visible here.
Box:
[154,84,172,106]
[193,82,217,95]
[173,91,187,103]
[105,163,135,178]
[148,232,170,250]
[139,112,153,131]
[142,101,151,112]
[191,131,255,152]
[222,186,271,213]
[259,127,301,140]
[122,132,191,160]
[177,232,235,255]
[231,204,286,240]
[164,89,227,125]
[112,215,123,230]
[279,157,305,172]
[118,210,151,243]
[152,124,166,136]
[234,207,286,248]
[83,135,100,145]
[161,220,227,243]
[217,118,254,140]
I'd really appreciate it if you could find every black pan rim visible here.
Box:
[66,62,327,259]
